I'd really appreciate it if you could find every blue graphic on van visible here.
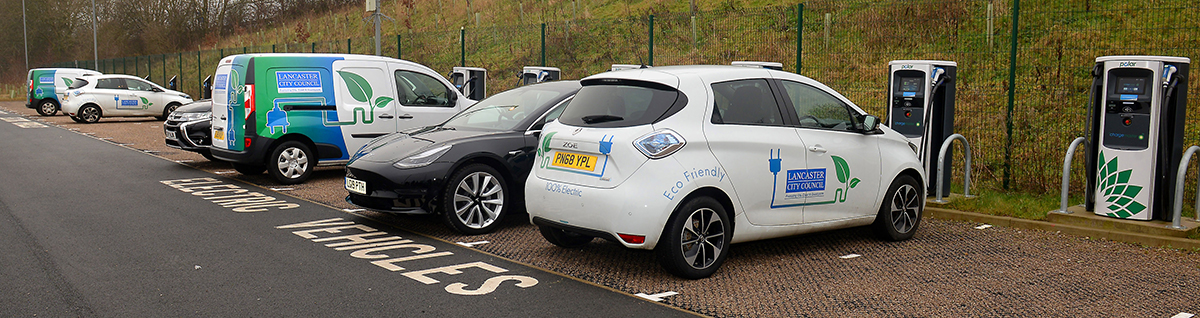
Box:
[35,88,42,96]
[214,74,228,90]
[39,76,53,84]
[277,71,322,93]
[786,169,826,193]
[267,104,290,134]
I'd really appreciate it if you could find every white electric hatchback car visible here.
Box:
[62,74,193,123]
[525,65,926,279]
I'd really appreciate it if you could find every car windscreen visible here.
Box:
[443,83,577,131]
[68,79,89,89]
[557,79,683,128]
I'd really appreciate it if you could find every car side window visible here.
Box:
[778,80,859,132]
[96,78,126,90]
[127,79,153,92]
[395,70,453,107]
[710,79,784,126]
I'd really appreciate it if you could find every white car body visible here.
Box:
[525,65,926,278]
[62,74,193,122]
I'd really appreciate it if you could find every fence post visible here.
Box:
[272,44,276,53]
[797,4,803,74]
[135,56,139,77]
[311,42,316,53]
[648,15,655,66]
[396,34,402,59]
[347,39,351,54]
[178,52,182,91]
[541,23,546,67]
[1003,0,1021,189]
[196,50,201,95]
[460,27,466,67]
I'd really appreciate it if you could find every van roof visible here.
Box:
[216,53,437,74]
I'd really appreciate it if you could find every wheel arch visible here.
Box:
[264,133,317,165]
[436,153,518,213]
[670,186,737,239]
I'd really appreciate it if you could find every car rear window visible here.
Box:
[558,79,685,128]
[68,79,89,89]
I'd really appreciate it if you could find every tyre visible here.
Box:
[538,225,593,248]
[78,105,102,123]
[442,164,509,235]
[36,99,59,116]
[69,116,85,123]
[874,175,924,241]
[268,141,314,184]
[232,163,265,175]
[656,196,731,279]
[156,103,181,121]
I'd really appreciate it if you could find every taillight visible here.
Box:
[617,233,645,244]
[245,137,252,148]
[244,84,255,120]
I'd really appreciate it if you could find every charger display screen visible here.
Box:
[899,77,922,92]
[1116,77,1146,95]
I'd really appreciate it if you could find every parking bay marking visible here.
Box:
[635,291,678,302]
[277,218,538,296]
[161,177,301,213]
[0,117,47,128]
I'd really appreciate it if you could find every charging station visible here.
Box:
[449,67,487,100]
[520,66,561,86]
[1084,55,1190,221]
[732,61,784,70]
[610,64,646,71]
[886,60,957,195]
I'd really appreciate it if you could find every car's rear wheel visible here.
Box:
[268,141,313,184]
[36,99,59,116]
[442,164,508,235]
[656,196,730,279]
[538,226,593,248]
[232,163,265,175]
[78,105,101,123]
[874,175,923,241]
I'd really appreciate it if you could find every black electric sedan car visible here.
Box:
[345,80,581,235]
[164,99,219,161]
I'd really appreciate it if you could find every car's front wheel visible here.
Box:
[874,175,923,241]
[442,164,508,235]
[268,141,314,184]
[36,99,59,116]
[656,196,731,279]
[78,105,102,123]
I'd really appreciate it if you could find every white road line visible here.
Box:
[456,241,490,247]
[214,170,236,174]
[342,208,365,212]
[839,254,861,259]
[634,291,678,302]
[270,188,294,191]
[1171,313,1194,318]
[175,160,193,163]
[975,224,993,230]
[13,122,46,128]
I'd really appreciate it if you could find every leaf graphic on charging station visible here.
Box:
[337,71,372,103]
[1097,151,1146,217]
[831,156,850,184]
[373,96,394,109]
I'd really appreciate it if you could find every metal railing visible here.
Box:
[1171,145,1200,229]
[932,134,972,203]
[1054,137,1087,214]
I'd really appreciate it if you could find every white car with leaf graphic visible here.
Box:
[62,74,192,123]
[525,65,926,279]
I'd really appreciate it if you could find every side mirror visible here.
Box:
[862,115,880,133]
[152,87,164,92]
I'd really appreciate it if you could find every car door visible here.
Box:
[703,78,810,226]
[391,67,462,130]
[93,78,128,114]
[124,78,163,116]
[776,79,882,223]
[332,60,396,156]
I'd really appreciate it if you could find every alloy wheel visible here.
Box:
[452,171,504,229]
[680,207,725,270]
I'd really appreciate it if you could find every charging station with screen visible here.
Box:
[520,66,561,86]
[1085,55,1190,221]
[449,67,487,100]
[886,60,957,195]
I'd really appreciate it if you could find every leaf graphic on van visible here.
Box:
[337,71,373,103]
[832,155,850,184]
[62,78,73,86]
[373,96,394,109]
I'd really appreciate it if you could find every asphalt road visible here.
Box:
[0,108,692,317]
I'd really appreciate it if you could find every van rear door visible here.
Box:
[211,60,246,151]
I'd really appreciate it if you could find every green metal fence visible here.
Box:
[46,0,1200,197]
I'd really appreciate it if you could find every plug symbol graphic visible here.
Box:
[769,149,782,175]
[599,135,614,155]
[266,104,290,134]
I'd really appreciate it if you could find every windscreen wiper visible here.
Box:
[581,115,624,124]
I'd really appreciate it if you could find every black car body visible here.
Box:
[345,80,581,234]
[164,99,217,160]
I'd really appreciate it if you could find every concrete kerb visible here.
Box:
[926,206,1200,251]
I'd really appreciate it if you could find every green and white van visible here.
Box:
[27,68,101,116]
[209,54,474,184]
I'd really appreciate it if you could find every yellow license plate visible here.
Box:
[552,151,597,172]
[214,129,225,141]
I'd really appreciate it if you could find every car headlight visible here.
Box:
[634,129,685,159]
[179,112,211,121]
[393,145,451,169]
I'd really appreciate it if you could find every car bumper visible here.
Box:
[164,119,211,152]
[524,158,686,250]
[209,135,271,165]
[343,161,453,214]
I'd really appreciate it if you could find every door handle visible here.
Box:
[378,114,394,119]
[808,146,827,153]
[397,114,414,119]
